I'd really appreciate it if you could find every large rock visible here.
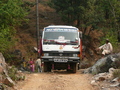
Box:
[84,53,120,74]
[0,65,3,74]
[90,68,120,90]
[0,53,15,87]
[0,53,8,84]
[0,53,7,73]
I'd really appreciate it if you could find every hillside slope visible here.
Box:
[15,0,64,59]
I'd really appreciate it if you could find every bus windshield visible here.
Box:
[43,30,79,45]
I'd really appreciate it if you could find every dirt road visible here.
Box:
[16,70,98,90]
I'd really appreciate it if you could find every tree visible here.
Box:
[0,0,27,53]
[94,0,120,46]
[48,0,120,52]
[49,0,120,37]
[49,0,97,33]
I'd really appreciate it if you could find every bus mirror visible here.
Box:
[79,31,82,38]
[75,38,78,41]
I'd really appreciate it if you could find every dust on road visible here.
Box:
[16,70,98,90]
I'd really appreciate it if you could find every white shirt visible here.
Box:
[35,59,41,66]
[99,42,113,52]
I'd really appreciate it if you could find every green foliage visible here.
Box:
[0,0,27,26]
[49,0,99,27]
[0,0,28,54]
[113,69,120,78]
[49,0,120,30]
[8,65,25,81]
[22,1,35,11]
[0,26,15,53]
[8,65,17,81]
[100,29,118,47]
[49,0,120,51]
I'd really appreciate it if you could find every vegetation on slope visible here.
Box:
[0,0,27,56]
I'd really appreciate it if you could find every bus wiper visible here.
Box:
[70,41,78,45]
[43,39,77,45]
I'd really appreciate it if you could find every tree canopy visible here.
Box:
[49,0,120,46]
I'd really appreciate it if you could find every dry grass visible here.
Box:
[13,0,63,59]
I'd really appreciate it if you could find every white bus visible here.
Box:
[40,25,82,73]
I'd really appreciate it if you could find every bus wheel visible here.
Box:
[72,63,77,73]
[43,62,47,72]
[43,62,51,72]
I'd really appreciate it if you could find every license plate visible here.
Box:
[54,59,68,62]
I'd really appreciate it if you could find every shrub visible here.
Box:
[8,66,17,81]
[113,69,120,78]
[8,65,26,82]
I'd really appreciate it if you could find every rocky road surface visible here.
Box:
[16,70,98,90]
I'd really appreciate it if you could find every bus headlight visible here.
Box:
[73,54,78,57]
[44,53,49,56]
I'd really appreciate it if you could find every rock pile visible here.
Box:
[84,53,120,74]
[84,53,120,90]
[90,68,120,90]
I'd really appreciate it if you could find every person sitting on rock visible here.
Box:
[97,39,113,57]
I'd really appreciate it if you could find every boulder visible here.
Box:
[0,65,3,74]
[0,53,7,73]
[0,53,16,87]
[0,53,8,84]
[90,80,98,86]
[0,75,2,83]
[84,53,120,74]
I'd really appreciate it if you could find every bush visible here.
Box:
[8,65,25,81]
[8,66,17,81]
[113,69,120,78]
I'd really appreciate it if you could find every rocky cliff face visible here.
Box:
[0,53,15,89]
[0,53,25,89]
[0,53,7,73]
